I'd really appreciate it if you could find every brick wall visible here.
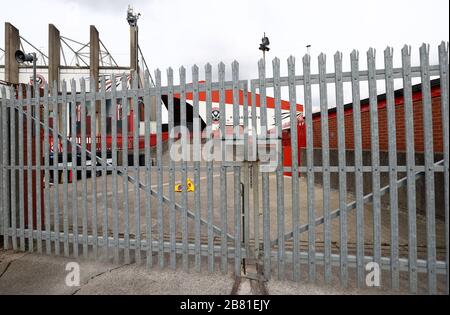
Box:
[311,89,443,153]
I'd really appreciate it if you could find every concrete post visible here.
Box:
[4,22,20,231]
[48,24,60,92]
[130,26,138,72]
[5,22,20,84]
[48,24,61,134]
[89,25,100,133]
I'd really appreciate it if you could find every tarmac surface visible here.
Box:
[0,250,407,295]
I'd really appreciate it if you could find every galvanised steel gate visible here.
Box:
[0,42,448,294]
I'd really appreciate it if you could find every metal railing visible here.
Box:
[0,42,448,295]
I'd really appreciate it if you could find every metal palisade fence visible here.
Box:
[0,42,448,294]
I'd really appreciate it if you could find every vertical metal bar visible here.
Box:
[132,72,140,264]
[273,57,285,280]
[43,84,51,255]
[251,82,260,260]
[101,77,108,260]
[243,81,250,261]
[420,44,436,295]
[258,58,271,279]
[205,63,214,273]
[70,79,79,258]
[2,86,10,250]
[232,61,242,276]
[288,56,300,282]
[351,50,364,287]
[192,65,201,272]
[180,66,189,272]
[35,88,42,254]
[144,70,153,269]
[367,48,381,273]
[25,85,32,252]
[90,77,98,259]
[334,51,348,287]
[384,47,399,289]
[52,83,60,255]
[167,68,175,270]
[250,83,257,163]
[11,85,17,251]
[438,41,449,295]
[402,45,417,293]
[80,78,89,259]
[144,70,153,270]
[61,81,69,257]
[155,69,164,269]
[110,75,119,263]
[318,53,331,284]
[219,62,228,274]
[121,74,130,264]
[303,54,315,282]
[17,85,24,252]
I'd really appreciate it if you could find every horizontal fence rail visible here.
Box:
[0,42,448,295]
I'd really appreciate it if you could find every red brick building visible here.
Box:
[310,78,443,153]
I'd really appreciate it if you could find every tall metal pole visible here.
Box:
[262,32,266,64]
[32,52,37,135]
[32,53,37,94]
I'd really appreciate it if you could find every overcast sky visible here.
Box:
[1,0,449,108]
